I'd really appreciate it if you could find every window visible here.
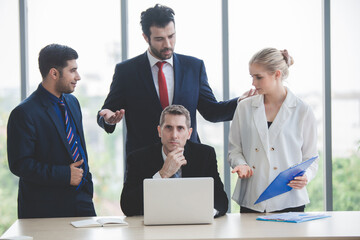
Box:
[228,0,324,212]
[331,0,360,210]
[0,0,20,233]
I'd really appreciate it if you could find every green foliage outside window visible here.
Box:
[0,135,17,235]
[331,154,360,211]
[0,96,18,235]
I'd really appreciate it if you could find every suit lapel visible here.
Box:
[252,95,270,160]
[268,88,296,146]
[148,143,167,176]
[40,94,73,160]
[138,52,163,111]
[172,53,183,104]
[181,141,192,176]
[154,144,165,171]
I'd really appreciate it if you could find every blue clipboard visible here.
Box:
[254,156,318,205]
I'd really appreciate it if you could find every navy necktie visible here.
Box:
[171,168,182,178]
[58,99,81,162]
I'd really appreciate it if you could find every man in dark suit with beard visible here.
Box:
[97,4,255,157]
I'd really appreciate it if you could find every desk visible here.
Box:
[1,212,360,240]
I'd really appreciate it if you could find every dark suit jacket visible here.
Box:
[120,141,229,217]
[7,84,95,218]
[98,52,238,155]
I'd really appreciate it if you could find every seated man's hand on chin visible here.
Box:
[159,147,187,178]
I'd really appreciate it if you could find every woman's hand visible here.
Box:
[288,175,308,189]
[232,165,253,178]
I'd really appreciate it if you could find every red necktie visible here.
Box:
[156,61,169,109]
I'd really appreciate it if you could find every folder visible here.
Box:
[256,212,330,223]
[254,156,318,205]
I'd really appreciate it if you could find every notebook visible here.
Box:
[143,177,214,225]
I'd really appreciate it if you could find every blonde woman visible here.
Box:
[228,48,318,213]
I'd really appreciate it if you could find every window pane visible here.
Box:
[27,0,123,216]
[331,0,360,211]
[128,1,225,178]
[0,0,20,234]
[229,0,324,212]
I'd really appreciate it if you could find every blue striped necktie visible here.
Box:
[171,168,182,178]
[58,99,81,162]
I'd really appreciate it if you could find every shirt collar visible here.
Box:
[161,146,167,162]
[147,49,173,68]
[39,83,63,104]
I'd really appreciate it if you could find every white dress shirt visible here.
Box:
[228,87,318,212]
[147,49,174,105]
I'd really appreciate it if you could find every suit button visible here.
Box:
[255,148,259,152]
[270,147,275,151]
[273,167,278,170]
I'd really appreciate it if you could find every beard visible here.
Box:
[149,44,174,60]
[56,76,75,94]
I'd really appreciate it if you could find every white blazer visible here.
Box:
[228,88,318,212]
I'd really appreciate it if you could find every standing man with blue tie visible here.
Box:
[97,4,256,156]
[7,44,96,218]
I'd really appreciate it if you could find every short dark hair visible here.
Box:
[38,44,78,79]
[159,105,191,129]
[140,4,175,39]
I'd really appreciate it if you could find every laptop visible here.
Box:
[143,177,214,225]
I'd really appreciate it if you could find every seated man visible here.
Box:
[120,105,228,217]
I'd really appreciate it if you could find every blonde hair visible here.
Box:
[249,48,294,80]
